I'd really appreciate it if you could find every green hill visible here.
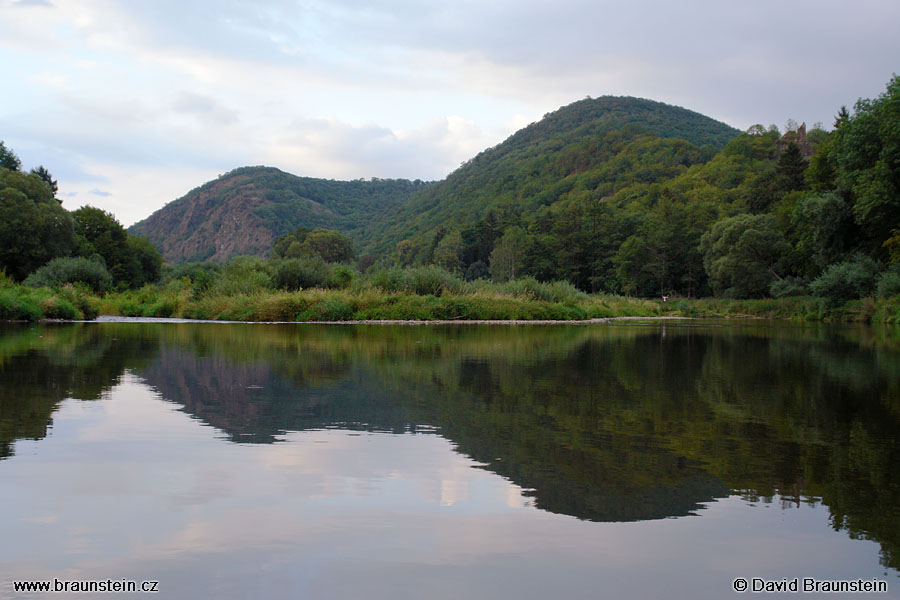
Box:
[130,96,739,264]
[129,166,423,263]
[359,96,740,258]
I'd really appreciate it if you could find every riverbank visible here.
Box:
[3,279,899,324]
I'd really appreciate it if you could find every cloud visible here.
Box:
[1,0,899,226]
[269,114,500,181]
[172,92,239,125]
[88,188,111,197]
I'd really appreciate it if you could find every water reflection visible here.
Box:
[1,320,899,589]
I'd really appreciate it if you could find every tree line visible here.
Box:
[374,76,900,306]
[0,141,162,291]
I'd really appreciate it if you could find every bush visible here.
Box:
[809,255,882,308]
[273,257,330,290]
[207,256,273,296]
[163,262,221,296]
[38,295,80,320]
[327,264,356,289]
[494,277,588,303]
[297,297,355,321]
[877,264,900,298]
[24,257,112,293]
[769,276,808,298]
[0,288,41,321]
[369,265,464,296]
[370,267,406,293]
[54,283,100,319]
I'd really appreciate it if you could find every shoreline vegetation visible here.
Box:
[2,270,898,324]
[3,77,900,327]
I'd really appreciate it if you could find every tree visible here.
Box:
[128,235,163,287]
[700,213,789,298]
[72,206,140,288]
[834,75,900,256]
[809,254,881,308]
[0,170,75,280]
[301,228,355,263]
[787,192,855,277]
[30,166,58,196]
[775,142,808,193]
[489,227,530,282]
[0,141,21,172]
[433,230,463,273]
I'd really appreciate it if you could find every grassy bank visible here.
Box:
[0,275,100,321]
[93,282,900,324]
[4,271,899,323]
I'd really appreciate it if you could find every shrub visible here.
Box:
[297,297,355,321]
[370,267,406,293]
[769,276,809,298]
[273,257,330,290]
[877,264,900,298]
[24,257,112,293]
[327,265,356,289]
[0,288,41,321]
[207,257,273,296]
[54,284,100,319]
[38,295,80,320]
[809,255,882,308]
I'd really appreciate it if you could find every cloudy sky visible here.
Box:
[1,0,898,226]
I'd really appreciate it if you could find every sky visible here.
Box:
[1,0,898,227]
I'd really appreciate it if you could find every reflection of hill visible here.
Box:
[137,347,417,443]
[1,321,898,568]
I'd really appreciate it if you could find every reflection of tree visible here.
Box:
[0,323,159,459]
[1,321,898,569]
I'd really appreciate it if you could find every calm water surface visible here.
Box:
[1,320,899,599]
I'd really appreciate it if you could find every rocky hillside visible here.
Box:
[129,167,422,263]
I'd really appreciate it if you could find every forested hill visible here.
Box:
[129,96,737,263]
[129,167,423,263]
[359,95,740,259]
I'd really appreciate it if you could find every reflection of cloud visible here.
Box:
[0,374,891,599]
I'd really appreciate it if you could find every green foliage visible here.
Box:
[701,214,789,298]
[29,166,58,196]
[775,142,809,193]
[272,226,356,263]
[833,75,900,254]
[206,255,274,296]
[363,97,737,260]
[128,236,163,286]
[0,140,21,171]
[0,169,76,280]
[769,276,808,298]
[24,257,113,293]
[0,279,100,321]
[370,265,465,296]
[489,227,530,282]
[876,264,900,299]
[73,206,161,289]
[273,257,330,290]
[809,254,882,308]
[785,192,855,277]
[0,287,42,321]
